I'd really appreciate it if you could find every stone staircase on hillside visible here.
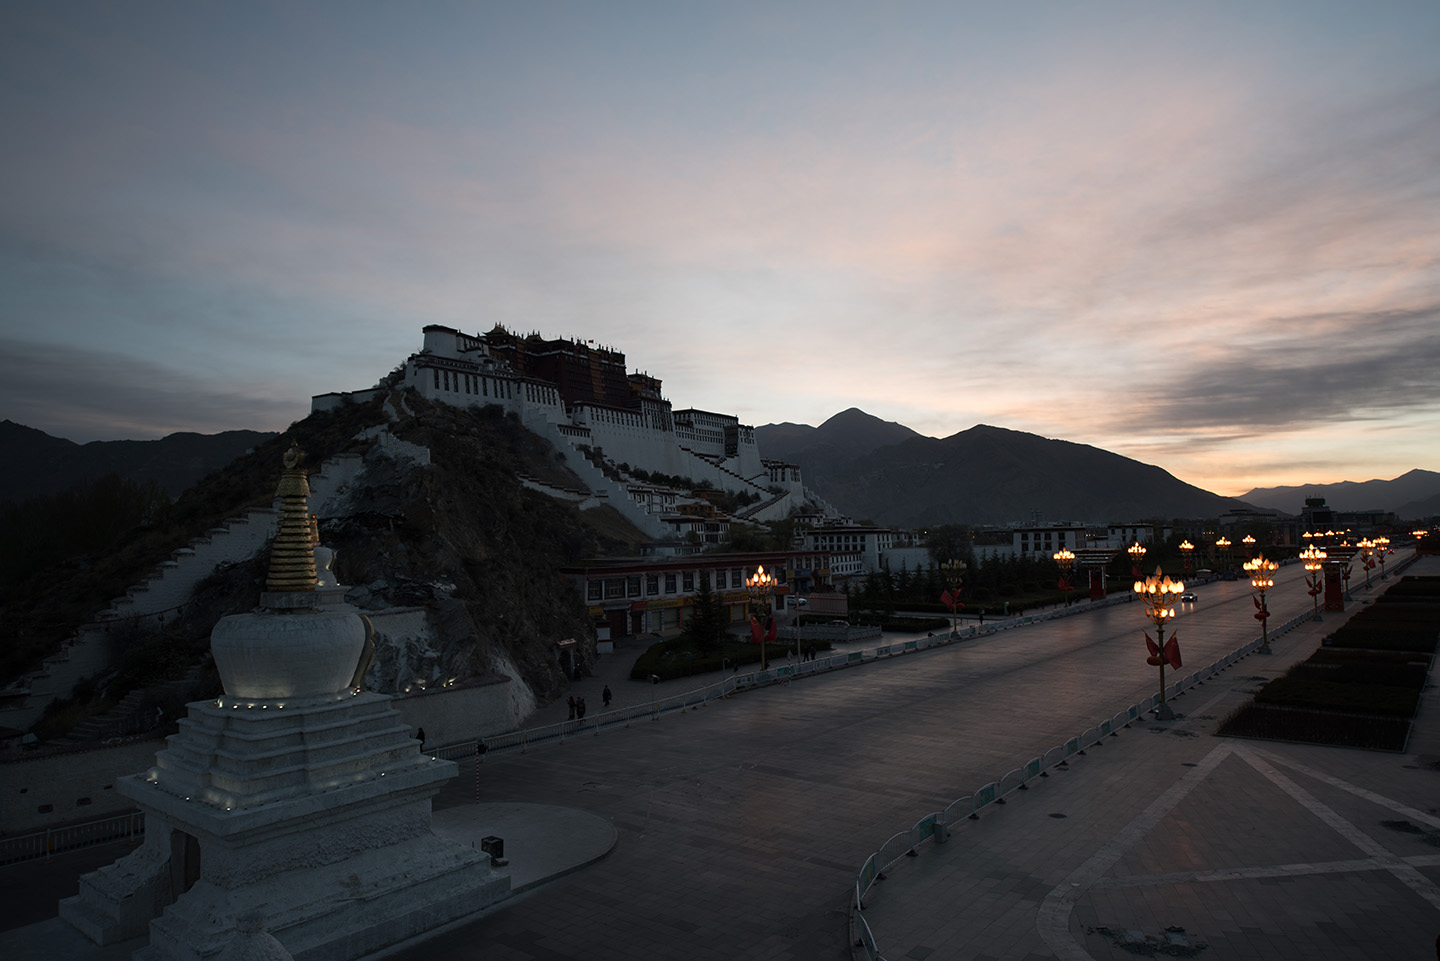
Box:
[49,666,204,747]
[0,447,375,732]
[534,422,673,539]
[685,449,772,497]
[737,488,797,524]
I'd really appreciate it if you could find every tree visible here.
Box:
[926,524,971,565]
[687,577,726,654]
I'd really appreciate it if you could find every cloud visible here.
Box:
[0,338,304,442]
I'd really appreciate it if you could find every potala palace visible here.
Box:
[313,324,836,545]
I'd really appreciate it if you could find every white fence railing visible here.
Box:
[0,810,145,866]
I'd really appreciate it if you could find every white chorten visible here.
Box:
[60,443,509,961]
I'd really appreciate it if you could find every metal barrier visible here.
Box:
[0,810,145,866]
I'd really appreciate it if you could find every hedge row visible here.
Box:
[1219,574,1438,751]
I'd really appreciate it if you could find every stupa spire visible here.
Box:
[265,441,317,592]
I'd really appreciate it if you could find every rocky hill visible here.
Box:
[759,411,1247,526]
[0,419,274,503]
[3,393,647,735]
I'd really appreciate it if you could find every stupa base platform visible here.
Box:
[61,692,511,961]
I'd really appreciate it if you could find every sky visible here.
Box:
[2,2,1438,498]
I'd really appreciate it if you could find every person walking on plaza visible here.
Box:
[577,696,587,719]
[567,695,576,720]
[602,685,612,708]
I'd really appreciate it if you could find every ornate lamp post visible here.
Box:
[1178,539,1194,573]
[1356,538,1375,589]
[940,559,967,636]
[1375,536,1391,579]
[746,565,776,671]
[1414,529,1430,556]
[1053,549,1075,607]
[1134,566,1184,720]
[1215,537,1231,570]
[1300,544,1326,621]
[1243,555,1279,654]
[1127,542,1146,580]
[1241,534,1256,558]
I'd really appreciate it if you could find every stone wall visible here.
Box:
[1,739,162,835]
[389,678,514,753]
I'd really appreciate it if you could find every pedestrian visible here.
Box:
[577,696,587,719]
[602,685,612,708]
[417,727,426,752]
[567,695,576,720]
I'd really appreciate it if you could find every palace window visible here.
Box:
[665,573,676,593]
[587,580,602,601]
[646,575,659,596]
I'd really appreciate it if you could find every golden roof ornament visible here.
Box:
[265,441,317,592]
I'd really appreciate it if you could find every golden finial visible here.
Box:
[265,441,317,592]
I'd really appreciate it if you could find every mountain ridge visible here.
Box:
[0,419,276,503]
[1240,468,1440,516]
[757,410,1432,525]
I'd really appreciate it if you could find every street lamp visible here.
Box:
[1375,536,1391,579]
[1414,529,1430,556]
[1134,565,1184,720]
[1215,537,1231,570]
[746,565,776,671]
[1300,544,1326,621]
[1053,549,1075,608]
[1356,538,1375,589]
[940,559,967,636]
[1178,540,1194,573]
[1127,542,1146,579]
[1244,555,1279,654]
[1241,534,1256,558]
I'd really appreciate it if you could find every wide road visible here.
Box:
[398,559,1348,961]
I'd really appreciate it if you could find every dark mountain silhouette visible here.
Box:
[0,420,275,503]
[758,412,1248,526]
[755,408,923,484]
[1397,492,1440,520]
[1240,469,1440,518]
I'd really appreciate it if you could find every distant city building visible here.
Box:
[802,525,904,575]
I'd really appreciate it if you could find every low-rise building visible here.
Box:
[566,550,846,639]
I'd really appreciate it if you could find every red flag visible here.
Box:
[749,616,762,643]
[1144,632,1160,656]
[1163,635,1182,669]
[941,590,954,609]
[765,615,777,642]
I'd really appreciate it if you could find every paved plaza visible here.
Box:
[3,557,1437,960]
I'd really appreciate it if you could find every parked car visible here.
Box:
[1179,591,1198,602]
